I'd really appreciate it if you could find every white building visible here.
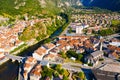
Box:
[33,47,47,60]
[76,26,83,34]
[76,24,89,34]
[0,52,5,60]
[109,42,120,47]
[40,60,49,67]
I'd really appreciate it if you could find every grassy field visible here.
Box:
[112,20,120,26]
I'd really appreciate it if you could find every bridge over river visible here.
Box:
[4,53,25,63]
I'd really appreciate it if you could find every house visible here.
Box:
[56,40,67,46]
[57,44,70,53]
[107,45,116,51]
[49,47,60,55]
[108,45,120,52]
[40,60,49,67]
[43,54,57,61]
[0,21,26,53]
[0,52,5,60]
[76,48,85,54]
[24,63,31,73]
[23,57,37,80]
[30,64,42,80]
[109,42,120,47]
[25,56,37,65]
[43,43,56,54]
[23,70,28,80]
[108,51,119,59]
[86,51,103,66]
[92,39,100,48]
[0,48,4,52]
[33,47,47,60]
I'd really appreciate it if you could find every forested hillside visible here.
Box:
[0,0,70,41]
[81,0,120,11]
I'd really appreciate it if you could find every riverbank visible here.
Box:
[0,21,70,65]
[0,20,70,80]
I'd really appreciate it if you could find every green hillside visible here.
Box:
[82,0,120,11]
[0,0,62,17]
[0,0,70,41]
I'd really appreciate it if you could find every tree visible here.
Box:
[99,29,114,36]
[77,54,83,61]
[68,27,72,33]
[77,72,85,80]
[66,50,77,58]
[54,71,59,78]
[43,38,51,43]
[63,70,69,77]
[41,66,54,79]
[63,75,69,80]
[59,51,67,58]
[55,64,62,71]
[59,69,65,75]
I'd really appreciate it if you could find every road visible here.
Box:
[60,22,71,36]
[49,61,91,72]
[4,54,88,72]
[103,33,120,40]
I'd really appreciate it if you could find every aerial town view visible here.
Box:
[0,0,120,80]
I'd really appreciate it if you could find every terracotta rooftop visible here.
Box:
[30,64,42,76]
[34,47,47,55]
[43,43,55,49]
[26,57,36,62]
[24,63,31,68]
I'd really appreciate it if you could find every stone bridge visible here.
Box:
[4,53,25,63]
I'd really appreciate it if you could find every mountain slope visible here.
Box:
[0,0,70,41]
[81,0,120,11]
[0,0,62,17]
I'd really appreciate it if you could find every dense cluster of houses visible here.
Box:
[104,38,120,59]
[71,13,120,34]
[72,13,120,27]
[21,35,120,80]
[0,18,53,61]
[22,36,101,80]
[32,36,104,62]
[0,21,26,60]
[68,23,89,34]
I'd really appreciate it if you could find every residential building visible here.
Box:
[30,64,42,80]
[86,51,103,66]
[0,52,5,60]
[43,43,56,54]
[76,26,83,34]
[40,60,49,67]
[33,47,47,60]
